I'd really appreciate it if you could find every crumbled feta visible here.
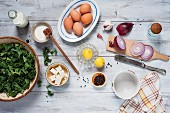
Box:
[50,68,58,75]
[50,75,56,82]
[59,70,65,78]
[55,66,62,72]
[55,75,62,85]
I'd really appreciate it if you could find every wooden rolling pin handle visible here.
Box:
[50,35,79,75]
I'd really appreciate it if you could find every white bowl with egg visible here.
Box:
[57,0,100,42]
[31,22,52,43]
[46,63,70,86]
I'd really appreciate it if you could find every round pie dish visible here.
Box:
[0,36,40,102]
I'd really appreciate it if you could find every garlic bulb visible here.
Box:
[103,20,113,31]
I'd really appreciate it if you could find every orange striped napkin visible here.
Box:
[117,72,165,113]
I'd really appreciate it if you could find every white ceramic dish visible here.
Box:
[57,0,100,42]
[112,70,140,99]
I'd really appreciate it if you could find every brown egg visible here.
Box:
[70,9,81,22]
[81,13,93,25]
[73,22,83,36]
[64,17,73,33]
[80,3,91,14]
[151,23,162,34]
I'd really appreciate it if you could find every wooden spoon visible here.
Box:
[43,28,79,75]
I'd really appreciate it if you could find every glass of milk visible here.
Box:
[8,10,28,28]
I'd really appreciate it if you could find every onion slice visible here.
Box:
[141,45,154,60]
[109,36,126,50]
[130,42,145,56]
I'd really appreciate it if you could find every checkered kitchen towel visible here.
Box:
[117,72,165,113]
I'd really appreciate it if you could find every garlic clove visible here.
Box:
[103,20,113,31]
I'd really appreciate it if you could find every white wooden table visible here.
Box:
[0,0,170,113]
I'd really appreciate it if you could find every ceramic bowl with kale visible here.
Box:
[0,36,40,101]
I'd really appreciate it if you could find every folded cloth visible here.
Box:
[117,72,165,113]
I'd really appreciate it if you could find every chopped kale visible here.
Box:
[50,49,57,56]
[47,90,54,96]
[37,80,42,88]
[0,43,36,97]
[43,47,51,66]
[46,84,54,96]
[43,47,57,66]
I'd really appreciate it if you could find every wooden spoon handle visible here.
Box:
[50,35,79,75]
[154,52,169,61]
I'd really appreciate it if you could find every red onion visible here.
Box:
[109,36,126,50]
[116,23,134,36]
[130,42,145,56]
[97,33,103,40]
[141,45,154,60]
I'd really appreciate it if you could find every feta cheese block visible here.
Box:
[50,68,58,75]
[55,75,62,85]
[59,70,65,78]
[50,75,56,82]
[55,66,62,72]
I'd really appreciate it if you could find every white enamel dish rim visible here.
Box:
[57,0,100,42]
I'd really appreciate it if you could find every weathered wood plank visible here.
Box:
[0,92,169,113]
[0,0,170,22]
[0,21,170,56]
[0,0,170,113]
[30,56,170,94]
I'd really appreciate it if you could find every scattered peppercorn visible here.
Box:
[26,39,29,43]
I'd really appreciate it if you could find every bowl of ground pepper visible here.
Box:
[92,72,106,88]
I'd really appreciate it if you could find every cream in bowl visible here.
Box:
[31,22,52,43]
[92,72,106,88]
[46,63,69,86]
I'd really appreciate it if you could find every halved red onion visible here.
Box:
[141,45,154,60]
[130,42,145,56]
[109,36,126,50]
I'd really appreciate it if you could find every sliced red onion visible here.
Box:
[130,42,145,56]
[141,45,154,60]
[109,36,126,50]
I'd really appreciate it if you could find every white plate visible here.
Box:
[57,0,100,42]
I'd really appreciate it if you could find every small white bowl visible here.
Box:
[112,70,140,99]
[91,72,107,88]
[31,21,52,43]
[46,63,70,86]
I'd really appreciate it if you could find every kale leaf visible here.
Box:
[0,43,36,97]
[43,47,57,66]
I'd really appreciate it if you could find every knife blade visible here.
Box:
[115,55,166,75]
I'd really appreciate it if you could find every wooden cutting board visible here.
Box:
[106,36,169,61]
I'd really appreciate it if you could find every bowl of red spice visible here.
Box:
[92,72,106,88]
